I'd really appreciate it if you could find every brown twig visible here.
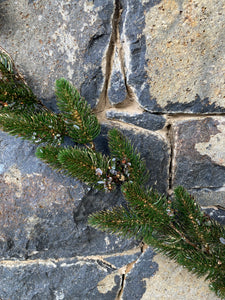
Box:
[169,222,200,251]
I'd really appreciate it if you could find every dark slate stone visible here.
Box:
[0,131,138,260]
[121,128,169,194]
[164,95,225,114]
[108,69,127,105]
[106,110,166,131]
[72,188,138,257]
[191,189,225,207]
[122,247,158,300]
[105,252,141,269]
[0,257,121,299]
[95,123,170,194]
[173,118,225,191]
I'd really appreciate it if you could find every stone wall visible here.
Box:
[0,0,224,299]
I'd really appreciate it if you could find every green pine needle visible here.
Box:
[55,78,100,144]
[0,80,39,111]
[0,111,65,145]
[35,145,62,170]
[108,128,149,185]
[57,147,110,189]
[121,182,170,230]
[88,205,142,238]
[0,52,14,73]
[0,53,41,112]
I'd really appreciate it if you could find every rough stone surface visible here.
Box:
[172,117,225,205]
[122,247,158,300]
[108,46,127,105]
[140,251,221,300]
[192,189,225,207]
[0,257,121,299]
[119,0,156,110]
[0,0,114,108]
[0,131,138,260]
[0,124,168,297]
[119,0,225,113]
[106,110,166,131]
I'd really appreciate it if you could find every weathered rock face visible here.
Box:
[0,131,139,260]
[0,0,225,299]
[0,0,114,108]
[119,0,225,113]
[172,117,225,205]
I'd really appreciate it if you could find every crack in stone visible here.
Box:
[94,0,122,113]
[115,259,140,299]
[166,123,174,194]
[116,244,148,299]
[94,0,139,117]
[115,273,125,300]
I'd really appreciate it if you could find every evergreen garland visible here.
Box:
[0,50,224,298]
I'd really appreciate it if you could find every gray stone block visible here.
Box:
[106,110,166,131]
[172,117,225,205]
[0,257,121,299]
[119,0,225,113]
[0,130,138,260]
[108,47,127,105]
[122,247,158,300]
[0,0,114,108]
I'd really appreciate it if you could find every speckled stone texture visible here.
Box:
[0,257,122,300]
[106,110,166,131]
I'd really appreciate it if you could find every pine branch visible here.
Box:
[0,51,14,74]
[88,205,144,238]
[55,78,100,144]
[0,51,46,112]
[121,182,170,231]
[35,145,63,170]
[57,147,111,189]
[0,78,40,112]
[108,128,149,185]
[172,187,225,254]
[0,111,66,145]
[89,185,225,298]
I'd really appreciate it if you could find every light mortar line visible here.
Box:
[0,247,141,267]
